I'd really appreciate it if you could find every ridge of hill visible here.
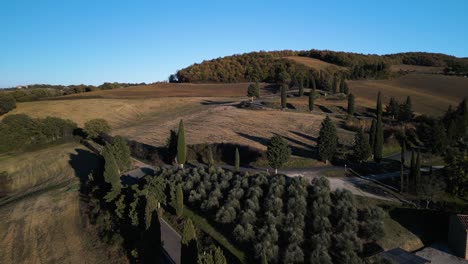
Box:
[175,49,468,84]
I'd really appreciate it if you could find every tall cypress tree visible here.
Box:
[318,116,338,164]
[281,85,287,109]
[142,210,162,263]
[374,116,384,162]
[376,91,383,118]
[181,219,198,264]
[415,151,421,192]
[312,76,317,90]
[369,119,377,150]
[102,146,121,202]
[309,88,315,112]
[171,183,184,218]
[409,151,416,193]
[347,93,355,116]
[299,77,304,97]
[235,147,240,172]
[177,120,186,168]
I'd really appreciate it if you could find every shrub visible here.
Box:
[84,119,111,139]
[0,93,16,115]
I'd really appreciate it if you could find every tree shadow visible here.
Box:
[286,103,296,110]
[388,208,448,246]
[200,100,235,105]
[317,105,333,113]
[236,132,270,147]
[69,148,100,180]
[263,84,280,94]
[289,130,318,143]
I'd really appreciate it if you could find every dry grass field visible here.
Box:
[0,143,94,195]
[0,143,114,264]
[60,82,271,99]
[112,104,355,152]
[285,56,347,73]
[4,97,207,128]
[349,74,468,115]
[390,64,443,74]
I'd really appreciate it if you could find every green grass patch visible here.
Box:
[322,168,346,177]
[382,143,401,157]
[183,207,246,263]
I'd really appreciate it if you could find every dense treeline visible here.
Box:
[1,82,146,102]
[176,50,468,84]
[0,114,78,152]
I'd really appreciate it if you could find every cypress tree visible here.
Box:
[415,151,421,191]
[281,85,287,109]
[299,77,304,97]
[409,151,416,193]
[102,146,121,202]
[309,88,315,112]
[254,82,260,99]
[247,84,256,102]
[142,210,162,263]
[347,93,355,116]
[332,77,338,94]
[343,81,349,95]
[369,119,377,150]
[318,116,338,164]
[376,91,383,118]
[207,146,214,166]
[181,219,198,264]
[109,136,132,173]
[374,116,384,162]
[177,120,186,168]
[312,76,317,90]
[235,147,240,172]
[266,135,291,174]
[352,128,371,163]
[171,184,184,218]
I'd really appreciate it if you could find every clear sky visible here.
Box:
[1,0,467,87]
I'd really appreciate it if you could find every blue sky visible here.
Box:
[1,0,467,87]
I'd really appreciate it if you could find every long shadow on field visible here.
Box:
[69,149,100,180]
[318,105,333,113]
[200,100,235,105]
[236,132,313,159]
[289,130,318,143]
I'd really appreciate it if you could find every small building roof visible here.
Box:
[456,215,468,230]
[380,248,430,264]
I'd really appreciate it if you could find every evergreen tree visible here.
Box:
[142,210,162,263]
[318,116,338,164]
[181,219,198,264]
[386,97,399,119]
[431,121,447,154]
[374,116,384,162]
[376,91,383,118]
[352,128,371,163]
[343,81,349,95]
[281,84,287,109]
[266,135,291,174]
[347,93,355,116]
[308,88,315,112]
[332,76,338,94]
[311,76,317,90]
[177,120,187,168]
[235,147,240,172]
[166,129,178,164]
[254,82,260,99]
[207,146,215,166]
[339,78,345,93]
[171,183,184,218]
[102,147,121,202]
[369,119,377,150]
[409,151,416,193]
[415,151,421,191]
[247,82,260,101]
[398,96,413,122]
[299,77,304,97]
[109,136,131,173]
